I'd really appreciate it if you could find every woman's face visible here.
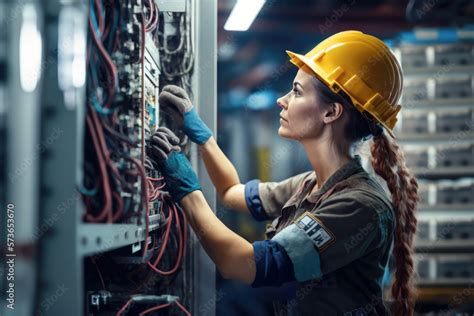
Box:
[277,67,328,141]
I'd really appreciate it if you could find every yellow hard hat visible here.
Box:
[286,30,403,138]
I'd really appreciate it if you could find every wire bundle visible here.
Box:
[154,0,194,91]
[144,0,159,32]
[114,179,189,315]
[82,0,146,225]
[146,195,187,276]
[83,1,192,314]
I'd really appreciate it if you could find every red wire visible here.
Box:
[148,201,174,266]
[148,199,173,268]
[102,0,114,39]
[144,0,154,31]
[175,300,192,316]
[147,200,186,275]
[138,303,171,316]
[129,247,158,294]
[138,301,191,316]
[147,179,153,190]
[112,191,124,222]
[150,1,159,31]
[128,157,150,258]
[145,0,159,32]
[180,205,187,259]
[88,14,117,105]
[90,108,117,222]
[91,257,106,290]
[118,299,190,316]
[147,179,166,202]
[86,105,132,223]
[116,298,133,316]
[85,114,113,222]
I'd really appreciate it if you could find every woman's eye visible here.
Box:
[292,88,300,96]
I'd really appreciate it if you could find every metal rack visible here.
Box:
[393,29,474,295]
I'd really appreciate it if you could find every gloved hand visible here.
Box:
[158,85,213,145]
[148,126,181,164]
[147,127,201,201]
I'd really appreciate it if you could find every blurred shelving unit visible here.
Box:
[392,27,474,311]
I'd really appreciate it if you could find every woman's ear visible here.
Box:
[322,102,344,124]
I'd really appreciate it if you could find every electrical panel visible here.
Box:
[79,0,197,315]
[0,0,208,314]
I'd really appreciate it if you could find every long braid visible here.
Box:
[313,75,419,314]
[370,133,419,316]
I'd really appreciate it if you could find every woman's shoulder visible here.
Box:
[331,171,395,218]
[321,182,395,239]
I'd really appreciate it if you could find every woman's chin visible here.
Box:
[277,127,292,139]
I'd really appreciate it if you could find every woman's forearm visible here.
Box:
[199,137,240,195]
[180,190,256,284]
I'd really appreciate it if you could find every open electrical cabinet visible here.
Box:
[1,0,217,315]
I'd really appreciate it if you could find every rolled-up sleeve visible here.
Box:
[272,224,322,282]
[251,240,296,287]
[244,171,314,221]
[244,179,269,221]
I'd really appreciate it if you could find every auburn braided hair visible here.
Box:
[371,133,419,315]
[314,77,419,315]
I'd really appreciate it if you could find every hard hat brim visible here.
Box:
[285,50,396,139]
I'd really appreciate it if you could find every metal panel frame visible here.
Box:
[3,1,44,315]
[35,1,85,315]
[191,1,218,315]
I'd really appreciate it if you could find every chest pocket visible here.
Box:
[264,173,388,240]
[264,178,314,239]
[264,181,349,240]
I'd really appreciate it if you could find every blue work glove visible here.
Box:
[158,85,212,145]
[147,127,201,201]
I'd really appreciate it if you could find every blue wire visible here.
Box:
[79,183,98,196]
[88,57,114,115]
[123,198,131,215]
[88,0,116,115]
[91,95,115,115]
[107,2,119,51]
[89,0,101,38]
[88,57,99,86]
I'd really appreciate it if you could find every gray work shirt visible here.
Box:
[258,156,395,316]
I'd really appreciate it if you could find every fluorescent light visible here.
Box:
[58,7,86,90]
[224,0,265,31]
[19,4,42,92]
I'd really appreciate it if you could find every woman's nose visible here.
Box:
[277,96,287,110]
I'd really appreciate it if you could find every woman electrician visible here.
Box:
[148,31,419,315]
